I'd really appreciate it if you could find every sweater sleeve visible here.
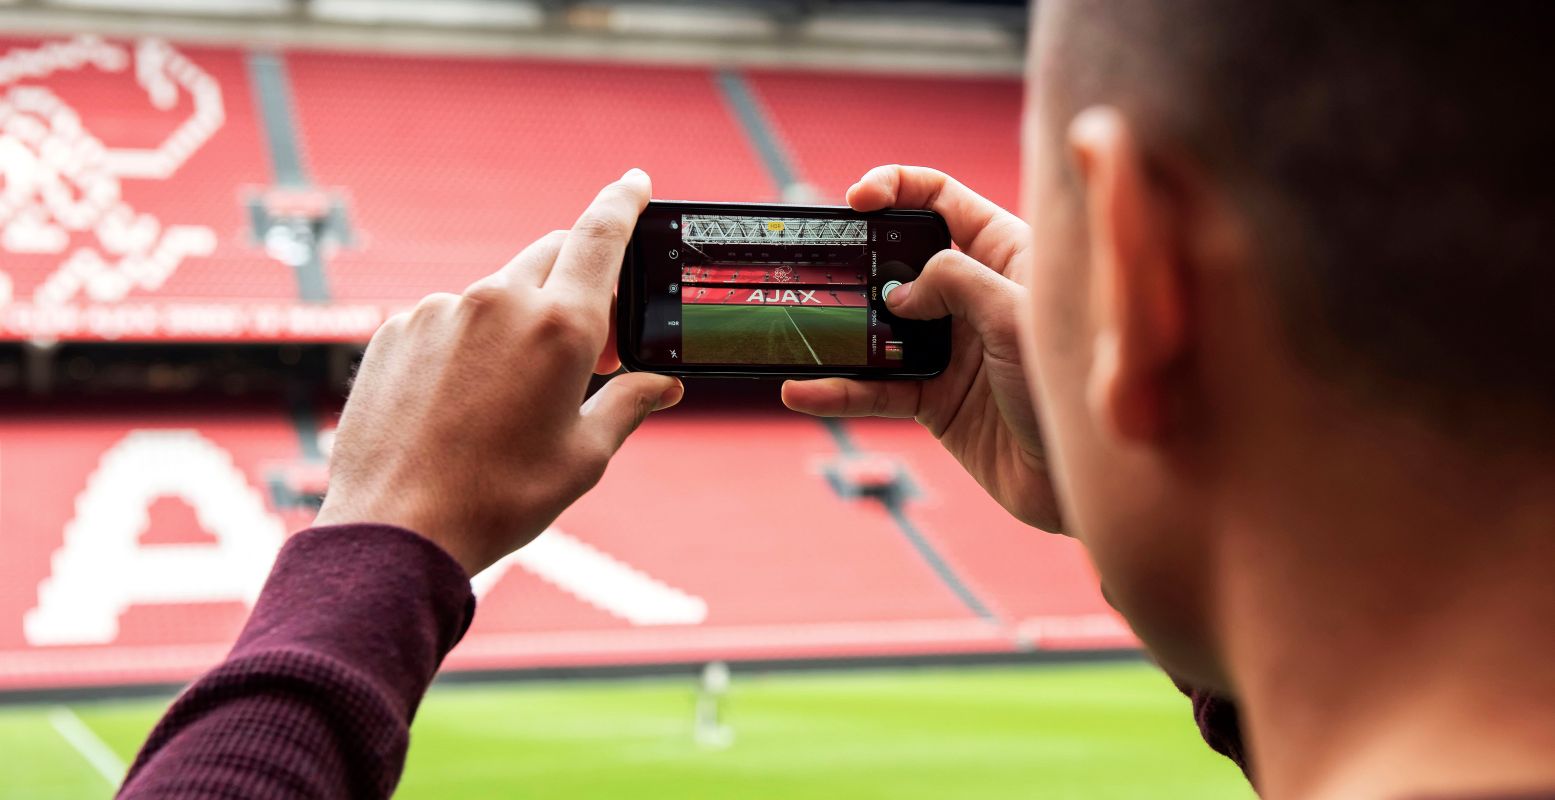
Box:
[1095,581,1255,784]
[117,524,476,799]
[1172,677,1254,784]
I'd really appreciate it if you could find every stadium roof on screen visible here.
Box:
[681,215,868,246]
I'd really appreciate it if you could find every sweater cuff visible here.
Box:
[232,524,478,719]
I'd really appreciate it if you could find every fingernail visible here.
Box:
[623,168,646,180]
[882,280,910,306]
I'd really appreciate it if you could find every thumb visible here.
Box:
[885,249,1023,334]
[580,372,684,454]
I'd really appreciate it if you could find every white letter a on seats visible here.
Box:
[24,430,286,646]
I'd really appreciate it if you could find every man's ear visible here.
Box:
[1068,107,1189,445]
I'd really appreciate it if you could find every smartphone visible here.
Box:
[617,200,952,379]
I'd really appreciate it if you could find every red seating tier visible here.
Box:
[0,408,1127,691]
[284,52,775,303]
[683,266,866,285]
[0,38,1027,343]
[746,69,1023,211]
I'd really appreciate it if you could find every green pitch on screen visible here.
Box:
[4,663,1255,799]
[683,305,866,366]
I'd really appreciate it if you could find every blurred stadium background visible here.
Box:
[0,0,1252,796]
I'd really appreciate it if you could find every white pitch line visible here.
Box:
[782,306,822,365]
[49,706,126,787]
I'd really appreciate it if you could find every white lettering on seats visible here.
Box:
[24,430,285,646]
[471,529,707,626]
[0,36,223,306]
[742,289,820,305]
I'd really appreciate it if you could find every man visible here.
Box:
[120,1,1553,798]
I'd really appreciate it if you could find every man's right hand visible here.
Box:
[781,165,1062,532]
[315,169,682,576]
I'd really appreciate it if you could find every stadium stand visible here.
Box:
[683,266,865,285]
[0,34,1125,694]
[0,403,1124,690]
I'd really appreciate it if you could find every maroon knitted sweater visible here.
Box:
[118,525,474,798]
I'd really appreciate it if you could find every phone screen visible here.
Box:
[621,202,951,378]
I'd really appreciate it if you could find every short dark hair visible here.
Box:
[1041,1,1554,435]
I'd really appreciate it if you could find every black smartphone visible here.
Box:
[617,200,952,379]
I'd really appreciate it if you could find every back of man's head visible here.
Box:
[1040,0,1553,436]
[1018,1,1555,715]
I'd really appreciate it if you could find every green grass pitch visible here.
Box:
[683,304,866,366]
[0,663,1255,799]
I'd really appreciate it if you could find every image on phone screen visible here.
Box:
[624,202,950,378]
[679,213,869,365]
